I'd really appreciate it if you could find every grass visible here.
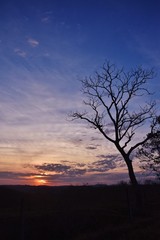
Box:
[0,184,160,239]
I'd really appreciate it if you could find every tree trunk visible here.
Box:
[125,158,138,186]
[115,143,142,215]
[115,143,138,186]
[125,158,144,216]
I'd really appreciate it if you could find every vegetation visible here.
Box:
[70,62,156,185]
[138,116,160,179]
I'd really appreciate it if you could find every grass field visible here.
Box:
[0,184,160,240]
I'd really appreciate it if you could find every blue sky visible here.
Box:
[0,0,160,185]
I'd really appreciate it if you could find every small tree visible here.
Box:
[138,116,160,180]
[70,62,156,186]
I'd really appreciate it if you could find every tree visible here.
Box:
[70,62,156,186]
[138,116,160,180]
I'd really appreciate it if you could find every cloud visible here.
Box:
[33,154,125,179]
[41,17,50,23]
[87,154,125,172]
[0,171,51,185]
[90,137,103,141]
[67,168,86,176]
[88,160,116,172]
[28,38,39,47]
[0,171,39,179]
[43,171,131,185]
[0,169,149,186]
[0,69,89,168]
[70,138,83,145]
[35,163,71,173]
[96,154,122,161]
[34,163,86,176]
[14,48,26,57]
[41,11,53,23]
[86,146,97,150]
[60,161,86,168]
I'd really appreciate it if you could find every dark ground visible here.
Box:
[0,184,160,240]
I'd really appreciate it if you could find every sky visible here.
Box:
[0,0,160,186]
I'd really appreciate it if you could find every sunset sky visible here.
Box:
[0,0,160,186]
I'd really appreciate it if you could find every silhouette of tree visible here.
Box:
[138,116,160,180]
[70,62,156,186]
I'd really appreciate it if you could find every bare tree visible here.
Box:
[70,62,156,186]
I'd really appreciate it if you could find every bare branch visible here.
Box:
[69,61,157,185]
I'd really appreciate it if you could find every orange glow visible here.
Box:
[37,179,47,184]
[31,175,48,185]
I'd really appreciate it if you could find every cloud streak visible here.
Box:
[14,48,27,58]
[28,38,39,47]
[0,169,144,186]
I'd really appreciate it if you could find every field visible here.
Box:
[0,184,160,240]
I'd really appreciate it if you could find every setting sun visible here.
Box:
[36,179,47,185]
[34,175,48,185]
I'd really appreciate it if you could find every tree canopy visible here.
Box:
[138,116,160,180]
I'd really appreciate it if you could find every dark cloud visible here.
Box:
[34,163,71,173]
[0,170,149,186]
[34,163,86,176]
[104,128,115,135]
[76,163,86,167]
[60,160,71,163]
[86,146,97,150]
[69,138,83,146]
[96,154,125,166]
[87,154,125,172]
[86,172,130,184]
[96,154,119,160]
[0,171,39,179]
[45,171,131,185]
[0,169,117,182]
[67,168,86,176]
[0,154,129,185]
[34,154,125,179]
[88,160,116,172]
[90,137,103,142]
[59,161,86,168]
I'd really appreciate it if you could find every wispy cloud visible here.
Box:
[0,171,37,179]
[28,38,39,47]
[41,11,53,23]
[86,146,98,150]
[14,48,26,58]
[41,17,50,23]
[0,69,92,167]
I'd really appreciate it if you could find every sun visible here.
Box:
[34,175,47,185]
[37,179,47,185]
